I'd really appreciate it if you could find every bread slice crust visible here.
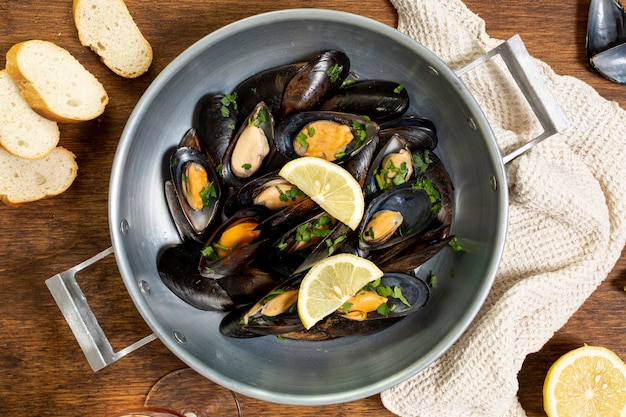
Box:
[5,40,109,123]
[0,146,78,206]
[73,0,153,78]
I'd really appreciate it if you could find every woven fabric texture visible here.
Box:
[380,0,626,416]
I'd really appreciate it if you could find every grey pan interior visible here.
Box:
[109,9,507,405]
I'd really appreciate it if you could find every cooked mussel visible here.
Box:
[219,275,305,338]
[281,50,350,118]
[169,128,223,240]
[275,111,379,162]
[198,206,271,279]
[320,80,410,123]
[359,182,437,252]
[235,173,306,210]
[222,102,278,187]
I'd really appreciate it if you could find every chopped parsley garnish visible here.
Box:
[412,177,441,215]
[412,150,432,174]
[199,182,217,207]
[427,271,437,288]
[351,120,367,148]
[448,237,466,252]
[220,93,238,117]
[241,163,252,170]
[393,84,405,94]
[326,64,343,83]
[275,185,304,202]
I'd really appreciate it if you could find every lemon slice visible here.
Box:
[543,345,626,417]
[297,253,383,329]
[279,156,364,230]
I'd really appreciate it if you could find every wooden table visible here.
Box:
[1,1,624,416]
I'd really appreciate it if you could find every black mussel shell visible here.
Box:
[157,243,234,311]
[198,206,272,279]
[221,102,279,188]
[320,80,410,123]
[359,183,436,252]
[193,93,238,165]
[281,50,351,118]
[169,128,223,238]
[274,110,379,162]
[232,61,306,123]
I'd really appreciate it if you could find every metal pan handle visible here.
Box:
[456,34,570,164]
[45,247,157,372]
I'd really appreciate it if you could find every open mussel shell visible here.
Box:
[320,80,410,123]
[379,115,438,151]
[232,172,307,213]
[169,128,223,238]
[198,206,272,279]
[219,274,304,338]
[359,182,436,252]
[281,50,351,118]
[157,242,234,311]
[274,110,379,162]
[193,93,238,165]
[221,102,280,188]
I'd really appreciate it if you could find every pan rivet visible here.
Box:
[173,331,187,344]
[120,219,130,235]
[467,117,477,130]
[139,280,151,295]
[490,175,498,191]
[427,66,439,77]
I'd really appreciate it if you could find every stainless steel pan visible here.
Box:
[46,9,568,405]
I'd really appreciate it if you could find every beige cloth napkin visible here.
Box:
[381,0,626,416]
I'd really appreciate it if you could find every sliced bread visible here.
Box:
[0,69,60,160]
[0,146,78,206]
[73,0,153,78]
[5,40,109,123]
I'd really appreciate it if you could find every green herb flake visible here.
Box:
[241,163,252,170]
[412,150,432,174]
[393,84,405,94]
[220,92,238,117]
[448,237,466,252]
[427,271,437,288]
[296,132,309,147]
[326,64,343,83]
[341,302,353,313]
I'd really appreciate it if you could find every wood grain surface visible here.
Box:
[1,1,624,416]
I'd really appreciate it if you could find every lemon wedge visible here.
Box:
[543,345,626,417]
[279,156,364,230]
